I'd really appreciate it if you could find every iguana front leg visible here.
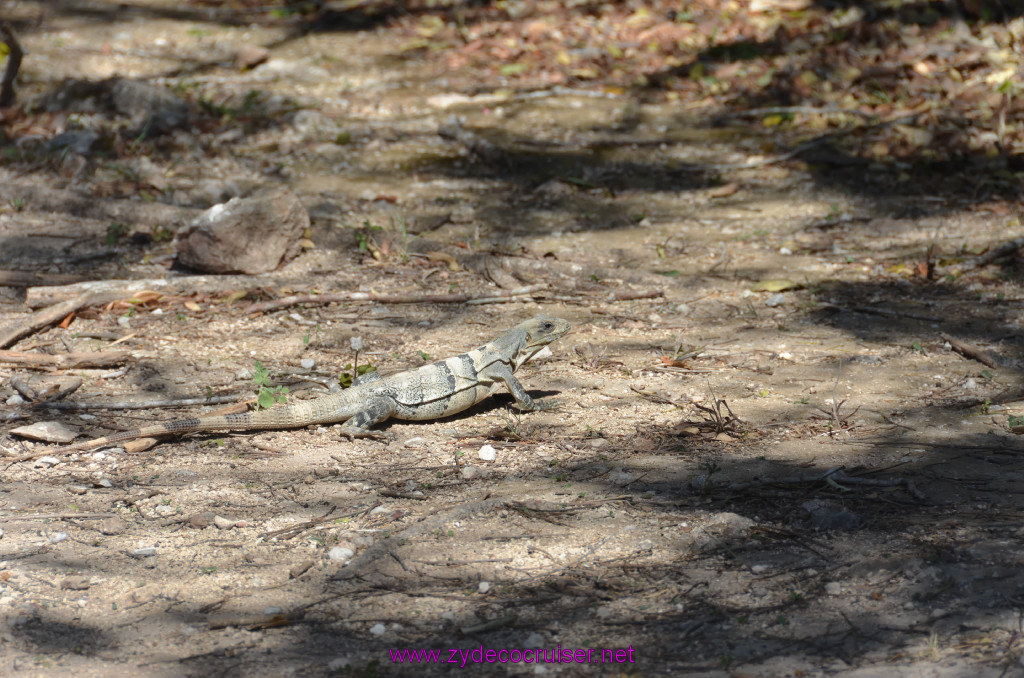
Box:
[488,363,560,411]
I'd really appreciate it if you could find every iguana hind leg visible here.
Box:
[337,397,397,441]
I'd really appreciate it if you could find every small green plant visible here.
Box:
[911,341,923,353]
[106,221,130,246]
[1008,415,1024,428]
[418,350,432,362]
[9,197,25,211]
[339,363,376,388]
[252,360,289,410]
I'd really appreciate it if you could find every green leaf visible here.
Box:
[257,391,274,409]
[252,360,270,387]
[499,63,528,76]
[418,350,432,361]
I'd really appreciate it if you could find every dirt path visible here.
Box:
[2,3,1024,677]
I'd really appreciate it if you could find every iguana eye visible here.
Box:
[541,322,553,331]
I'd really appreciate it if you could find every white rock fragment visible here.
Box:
[6,394,25,405]
[34,456,61,468]
[300,358,315,370]
[213,515,236,530]
[525,633,544,648]
[533,346,554,360]
[478,581,491,594]
[477,444,497,462]
[130,546,157,558]
[49,532,69,544]
[328,546,355,561]
[369,622,386,636]
[264,606,283,616]
[10,421,79,443]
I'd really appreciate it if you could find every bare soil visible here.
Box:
[2,3,1024,677]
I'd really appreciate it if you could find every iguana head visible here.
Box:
[513,315,571,367]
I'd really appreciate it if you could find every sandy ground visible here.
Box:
[2,2,1024,676]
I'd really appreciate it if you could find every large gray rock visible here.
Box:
[175,188,308,274]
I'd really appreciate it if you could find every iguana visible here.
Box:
[37,315,571,455]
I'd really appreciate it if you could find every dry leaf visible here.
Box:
[709,182,740,199]
[751,279,802,292]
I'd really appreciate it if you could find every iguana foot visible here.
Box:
[338,427,393,442]
[517,398,562,412]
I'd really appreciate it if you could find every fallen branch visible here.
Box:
[0,22,23,107]
[0,512,116,521]
[0,292,125,349]
[605,289,664,301]
[0,270,86,287]
[245,284,546,315]
[940,332,1004,369]
[826,304,942,323]
[725,467,925,500]
[965,235,1024,270]
[24,274,265,308]
[0,349,130,369]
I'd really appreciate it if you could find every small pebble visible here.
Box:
[95,479,113,488]
[477,444,496,461]
[478,581,491,594]
[825,582,842,595]
[49,532,69,544]
[61,576,91,591]
[130,546,157,558]
[300,358,315,369]
[369,623,386,636]
[328,546,355,561]
[154,505,176,517]
[764,293,786,307]
[263,606,283,616]
[68,485,89,495]
[460,466,483,480]
[99,518,128,535]
[6,394,25,405]
[525,633,544,648]
[34,456,60,468]
[213,515,236,530]
[751,564,769,574]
